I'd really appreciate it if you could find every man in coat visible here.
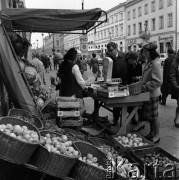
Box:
[170,52,179,128]
[160,48,175,105]
[106,42,127,126]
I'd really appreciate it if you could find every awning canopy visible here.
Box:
[0,8,107,33]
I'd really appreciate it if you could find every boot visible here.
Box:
[174,107,179,128]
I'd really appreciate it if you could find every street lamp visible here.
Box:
[82,0,84,10]
[36,39,38,49]
[42,33,44,55]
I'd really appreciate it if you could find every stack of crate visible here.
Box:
[56,97,83,127]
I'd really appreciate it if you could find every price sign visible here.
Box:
[80,35,88,55]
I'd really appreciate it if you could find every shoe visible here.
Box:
[174,119,179,128]
[159,102,166,105]
[150,137,160,144]
[145,133,154,140]
[130,125,145,133]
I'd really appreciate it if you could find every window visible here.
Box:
[115,14,118,22]
[120,25,123,36]
[159,0,164,9]
[168,0,172,6]
[151,18,156,31]
[151,1,155,12]
[111,16,114,24]
[56,40,59,46]
[111,27,114,37]
[144,20,148,30]
[133,9,136,19]
[133,24,136,35]
[159,16,164,29]
[138,22,142,32]
[127,11,131,20]
[115,25,118,37]
[168,13,173,27]
[104,29,106,38]
[101,31,103,39]
[138,7,142,17]
[128,25,131,36]
[144,4,148,14]
[121,13,123,20]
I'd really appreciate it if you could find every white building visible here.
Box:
[125,0,177,53]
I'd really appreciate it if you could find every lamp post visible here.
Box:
[42,33,44,55]
[82,0,84,10]
[53,33,55,51]
[144,22,147,42]
[36,39,38,50]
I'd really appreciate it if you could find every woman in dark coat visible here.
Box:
[170,53,179,128]
[91,53,99,81]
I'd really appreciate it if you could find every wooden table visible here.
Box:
[83,90,150,135]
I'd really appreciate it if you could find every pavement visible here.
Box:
[43,66,179,159]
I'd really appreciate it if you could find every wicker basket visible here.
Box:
[89,137,114,147]
[0,117,40,164]
[70,142,107,180]
[127,81,143,95]
[8,108,43,130]
[30,130,80,178]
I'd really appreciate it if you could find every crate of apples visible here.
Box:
[113,133,153,151]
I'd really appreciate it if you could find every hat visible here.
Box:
[143,42,158,50]
[25,66,37,76]
[107,42,117,49]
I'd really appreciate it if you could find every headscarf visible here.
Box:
[25,66,37,76]
[143,42,158,51]
[106,42,117,49]
[125,51,138,62]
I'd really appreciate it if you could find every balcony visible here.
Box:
[139,30,150,39]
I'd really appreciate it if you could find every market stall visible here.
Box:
[83,90,150,135]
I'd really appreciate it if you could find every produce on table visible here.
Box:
[40,133,79,158]
[79,153,105,170]
[0,124,39,143]
[11,115,35,126]
[114,133,149,147]
[141,152,178,166]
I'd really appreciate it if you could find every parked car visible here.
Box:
[159,53,168,66]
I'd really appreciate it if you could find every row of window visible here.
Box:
[127,0,173,20]
[127,13,173,36]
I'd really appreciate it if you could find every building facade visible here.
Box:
[125,0,177,53]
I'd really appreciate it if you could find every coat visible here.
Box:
[161,54,175,94]
[142,58,163,98]
[170,60,179,99]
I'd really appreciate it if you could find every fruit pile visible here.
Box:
[114,133,149,147]
[114,156,145,179]
[40,133,79,157]
[79,153,105,170]
[11,115,35,126]
[0,124,39,143]
[141,152,178,166]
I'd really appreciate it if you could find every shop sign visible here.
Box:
[158,35,173,42]
[80,34,88,55]
[127,39,137,46]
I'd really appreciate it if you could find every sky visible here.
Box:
[25,0,126,48]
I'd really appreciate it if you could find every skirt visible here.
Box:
[142,96,159,121]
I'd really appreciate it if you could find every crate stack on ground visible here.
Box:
[56,97,83,127]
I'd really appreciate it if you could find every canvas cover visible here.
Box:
[0,25,39,116]
[1,8,103,33]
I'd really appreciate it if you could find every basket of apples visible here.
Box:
[8,108,43,130]
[69,141,107,180]
[0,117,40,164]
[30,130,80,178]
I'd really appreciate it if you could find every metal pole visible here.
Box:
[53,33,55,51]
[36,39,38,49]
[42,33,44,55]
[82,0,84,10]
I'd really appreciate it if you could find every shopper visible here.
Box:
[160,48,175,105]
[91,53,99,81]
[29,52,46,85]
[57,48,88,113]
[170,52,179,128]
[141,42,163,143]
[106,42,127,126]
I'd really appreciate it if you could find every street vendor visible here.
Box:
[106,42,127,126]
[57,48,88,114]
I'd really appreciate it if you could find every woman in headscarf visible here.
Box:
[140,42,163,143]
